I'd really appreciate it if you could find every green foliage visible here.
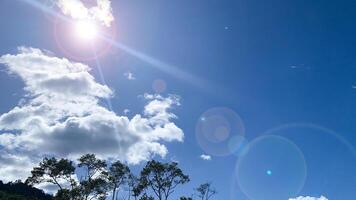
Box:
[0,190,27,200]
[0,180,52,200]
[54,189,71,200]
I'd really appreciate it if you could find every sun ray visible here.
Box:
[22,0,220,94]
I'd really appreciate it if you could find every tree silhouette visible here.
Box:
[26,157,75,190]
[20,154,207,200]
[138,160,190,200]
[77,154,109,200]
[138,193,154,200]
[126,174,139,200]
[0,180,52,200]
[107,160,131,200]
[195,182,217,200]
[179,196,193,200]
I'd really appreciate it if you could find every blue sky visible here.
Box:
[0,0,355,200]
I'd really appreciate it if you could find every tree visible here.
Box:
[131,175,144,200]
[26,157,75,190]
[78,154,107,182]
[138,194,154,200]
[138,160,189,200]
[126,174,138,200]
[107,160,131,200]
[179,197,193,200]
[77,154,109,200]
[25,155,203,200]
[0,180,52,200]
[195,182,217,200]
[54,189,72,200]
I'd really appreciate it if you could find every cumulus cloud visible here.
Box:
[0,151,36,182]
[56,0,114,27]
[200,154,212,161]
[0,47,184,182]
[289,196,328,200]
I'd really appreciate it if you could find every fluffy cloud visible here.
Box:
[0,47,183,182]
[200,154,212,161]
[289,196,328,200]
[56,0,114,27]
[0,151,36,182]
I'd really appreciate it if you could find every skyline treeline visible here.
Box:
[0,154,217,200]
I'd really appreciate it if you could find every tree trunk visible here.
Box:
[112,187,117,200]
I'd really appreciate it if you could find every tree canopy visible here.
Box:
[0,154,216,200]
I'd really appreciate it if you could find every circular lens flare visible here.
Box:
[196,107,246,156]
[74,20,97,40]
[236,135,307,200]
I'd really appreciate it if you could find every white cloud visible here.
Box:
[200,154,212,161]
[0,151,37,182]
[56,0,114,27]
[144,93,180,126]
[0,47,184,182]
[124,72,136,80]
[289,196,328,200]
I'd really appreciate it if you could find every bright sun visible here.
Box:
[74,20,98,40]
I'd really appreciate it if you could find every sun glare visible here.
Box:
[74,20,97,40]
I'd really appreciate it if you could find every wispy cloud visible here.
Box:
[289,64,311,70]
[200,154,212,161]
[124,72,136,80]
[289,196,328,200]
[56,0,114,27]
[0,47,184,182]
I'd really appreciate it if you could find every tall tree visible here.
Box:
[78,154,107,182]
[195,182,217,200]
[138,160,189,200]
[126,174,139,200]
[77,154,108,200]
[107,160,130,200]
[131,175,144,200]
[26,157,75,191]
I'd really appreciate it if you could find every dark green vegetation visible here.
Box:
[0,154,216,200]
[0,180,52,200]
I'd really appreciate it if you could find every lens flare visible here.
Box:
[236,135,307,200]
[152,79,167,93]
[263,123,356,198]
[54,16,116,61]
[74,20,97,40]
[196,107,245,156]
